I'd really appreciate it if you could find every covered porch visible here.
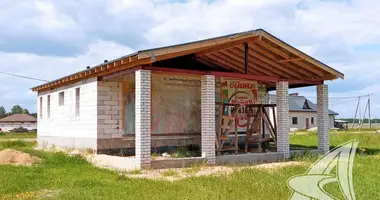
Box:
[33,29,343,169]
[95,30,342,168]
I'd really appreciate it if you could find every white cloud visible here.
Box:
[0,0,379,117]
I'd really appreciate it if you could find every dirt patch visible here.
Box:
[122,161,303,182]
[0,149,41,165]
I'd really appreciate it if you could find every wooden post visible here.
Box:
[244,43,248,74]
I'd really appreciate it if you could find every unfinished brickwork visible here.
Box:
[201,75,216,164]
[317,84,329,153]
[276,81,290,158]
[135,70,151,168]
[97,79,124,141]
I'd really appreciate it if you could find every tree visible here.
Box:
[22,109,30,114]
[11,105,23,114]
[0,106,6,118]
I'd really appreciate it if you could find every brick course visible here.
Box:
[276,81,290,158]
[317,84,329,153]
[201,75,216,164]
[135,70,151,168]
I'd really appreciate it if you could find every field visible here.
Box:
[0,131,379,199]
[0,132,36,140]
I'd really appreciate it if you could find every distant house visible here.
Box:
[270,93,338,131]
[0,114,37,132]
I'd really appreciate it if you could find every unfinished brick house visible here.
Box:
[32,29,344,169]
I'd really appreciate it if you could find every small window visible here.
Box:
[75,88,80,116]
[292,117,298,125]
[39,96,43,119]
[59,92,65,106]
[311,117,314,125]
[47,95,51,118]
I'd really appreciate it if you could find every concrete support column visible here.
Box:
[135,70,151,169]
[317,84,329,153]
[276,81,290,158]
[201,75,216,164]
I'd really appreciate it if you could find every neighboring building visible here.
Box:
[0,114,37,132]
[269,93,338,131]
[31,29,344,169]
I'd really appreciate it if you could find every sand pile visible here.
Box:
[0,149,41,165]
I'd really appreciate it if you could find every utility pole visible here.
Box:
[352,97,361,129]
[360,99,369,130]
[369,95,372,129]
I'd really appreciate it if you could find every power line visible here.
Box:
[0,71,49,82]
[305,93,373,100]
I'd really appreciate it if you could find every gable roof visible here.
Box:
[31,29,344,92]
[0,114,37,123]
[269,94,339,115]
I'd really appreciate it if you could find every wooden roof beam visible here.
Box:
[219,49,275,76]
[236,46,301,80]
[246,45,319,79]
[254,41,326,78]
[195,36,260,57]
[225,47,293,79]
[202,55,245,74]
[207,53,262,75]
[277,58,305,63]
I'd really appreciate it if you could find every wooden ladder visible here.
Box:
[216,103,240,155]
[244,104,277,153]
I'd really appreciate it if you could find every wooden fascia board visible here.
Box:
[32,58,150,92]
[260,31,344,79]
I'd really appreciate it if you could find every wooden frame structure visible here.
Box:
[32,29,344,92]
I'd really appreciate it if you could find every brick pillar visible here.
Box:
[135,70,151,169]
[201,75,216,164]
[317,84,329,153]
[276,81,290,158]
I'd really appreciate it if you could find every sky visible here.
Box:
[0,0,379,118]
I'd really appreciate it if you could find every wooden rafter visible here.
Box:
[245,45,319,79]
[255,41,326,78]
[218,49,275,76]
[202,54,246,74]
[235,46,302,80]
[277,58,305,63]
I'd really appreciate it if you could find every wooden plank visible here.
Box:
[202,54,246,73]
[277,58,305,63]
[222,49,277,76]
[252,43,325,78]
[246,45,317,80]
[260,31,344,79]
[139,33,261,59]
[244,42,248,74]
[236,46,302,80]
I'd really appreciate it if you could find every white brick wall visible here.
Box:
[97,78,124,139]
[37,77,98,149]
[317,84,329,153]
[276,81,290,158]
[135,70,151,168]
[201,75,216,165]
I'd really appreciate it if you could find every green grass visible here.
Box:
[0,132,36,139]
[0,131,379,199]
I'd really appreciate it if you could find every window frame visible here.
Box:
[75,87,80,117]
[58,92,65,106]
[292,117,298,125]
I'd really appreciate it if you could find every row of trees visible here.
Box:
[0,105,37,118]
[338,118,380,123]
